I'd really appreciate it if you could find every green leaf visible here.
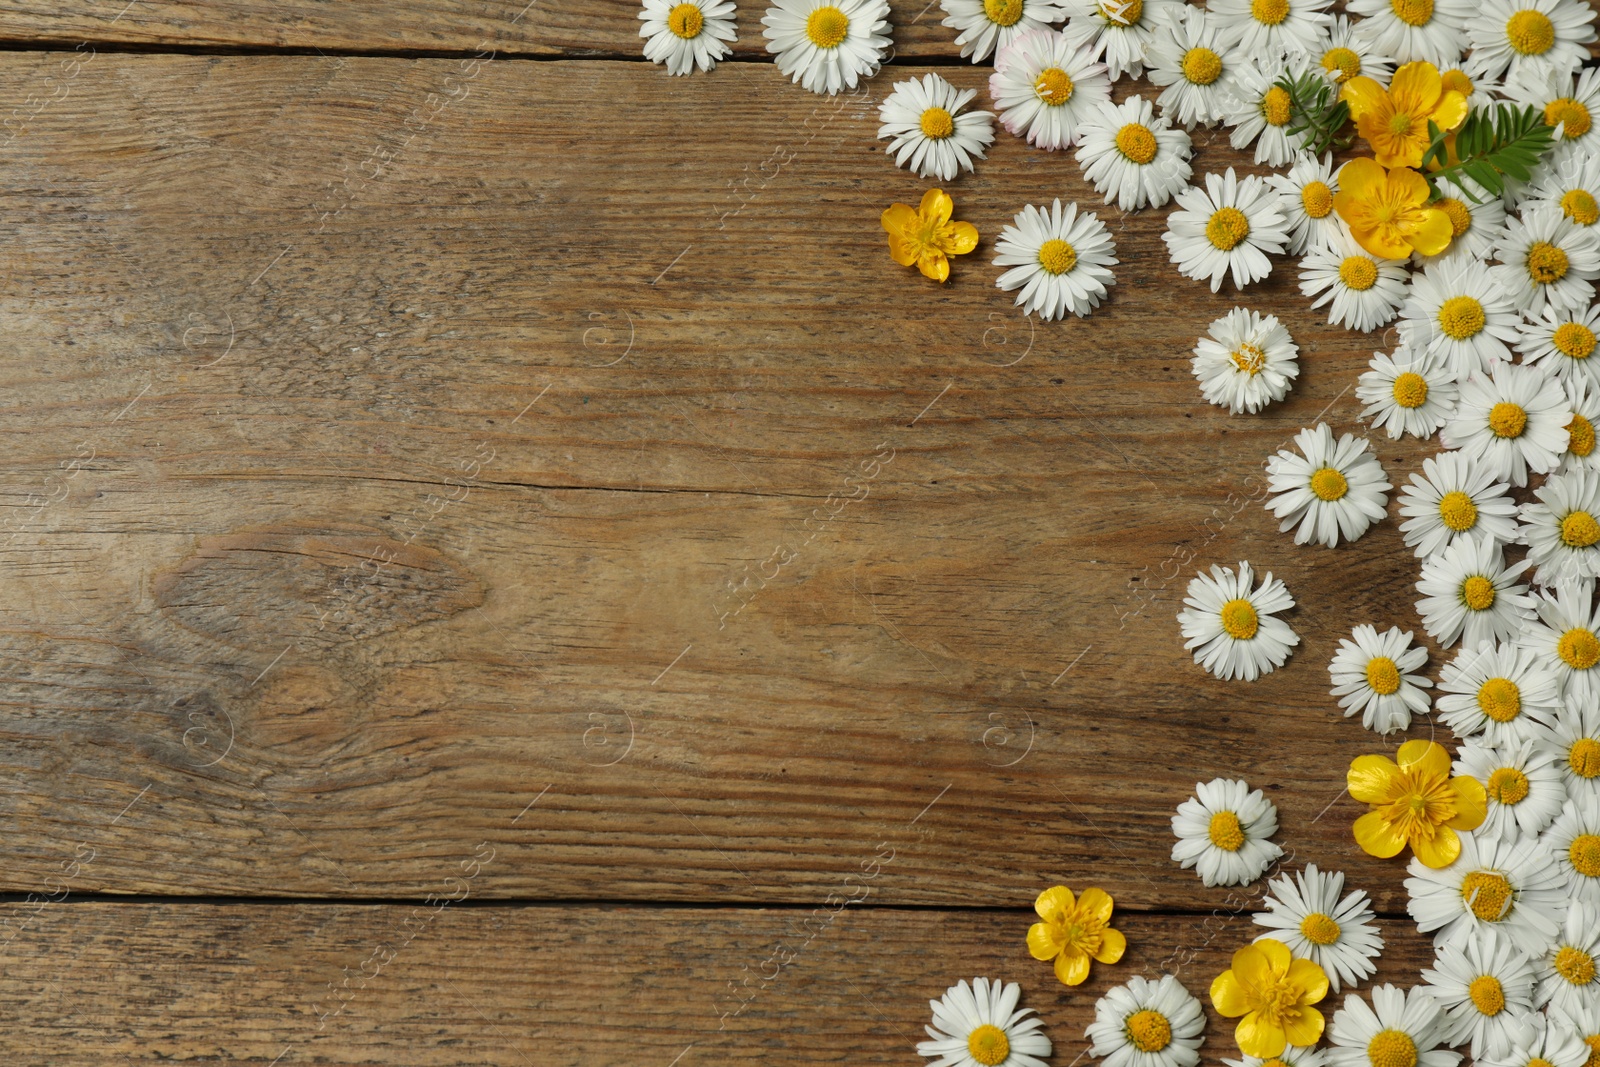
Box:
[1426,102,1559,203]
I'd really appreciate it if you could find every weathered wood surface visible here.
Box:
[0,904,1436,1064]
[0,52,1450,906]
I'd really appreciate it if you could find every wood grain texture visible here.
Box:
[0,52,1458,906]
[0,903,1437,1065]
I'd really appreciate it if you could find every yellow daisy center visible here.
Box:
[1208,810,1246,851]
[1116,122,1158,163]
[1564,188,1600,225]
[1368,1030,1419,1067]
[1038,238,1078,275]
[1460,870,1514,921]
[1529,241,1571,284]
[1221,598,1258,639]
[1302,181,1334,218]
[1486,766,1530,805]
[1555,945,1598,986]
[1437,198,1473,237]
[1469,974,1506,1016]
[1127,1009,1173,1053]
[1034,66,1075,105]
[1311,466,1349,501]
[1206,206,1250,250]
[1322,46,1362,82]
[1572,834,1600,878]
[1573,737,1600,778]
[1572,414,1598,457]
[1340,255,1379,291]
[985,0,1025,25]
[1564,510,1600,548]
[1439,295,1486,340]
[1506,8,1556,55]
[1099,0,1143,22]
[1439,490,1478,531]
[1584,1036,1600,1067]
[1477,676,1521,722]
[805,5,850,47]
[1392,372,1429,409]
[1263,85,1292,126]
[969,1024,1011,1066]
[1462,574,1497,611]
[1366,656,1402,695]
[1391,0,1433,25]
[1261,1060,1291,1067]
[1557,322,1599,358]
[1561,628,1600,669]
[1548,99,1595,140]
[1300,911,1342,945]
[1489,401,1528,438]
[1252,0,1290,25]
[667,2,705,37]
[1182,46,1223,85]
[920,107,955,139]
[1231,342,1267,375]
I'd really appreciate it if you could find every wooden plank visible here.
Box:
[0,903,1436,1064]
[0,53,1450,904]
[0,0,960,57]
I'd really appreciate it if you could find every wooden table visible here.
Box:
[0,4,1463,1063]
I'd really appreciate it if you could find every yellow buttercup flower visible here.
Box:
[1210,939,1328,1057]
[881,188,979,284]
[1348,739,1487,868]
[1027,884,1127,986]
[1341,61,1467,169]
[1332,158,1453,259]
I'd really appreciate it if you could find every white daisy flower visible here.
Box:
[1561,379,1600,474]
[1440,363,1571,488]
[1404,830,1568,948]
[1415,175,1507,268]
[1455,738,1568,842]
[1252,864,1384,993]
[1317,14,1395,87]
[877,74,997,181]
[1164,168,1288,293]
[992,199,1117,321]
[1301,222,1410,333]
[1058,0,1185,79]
[1225,1049,1328,1067]
[1504,67,1600,167]
[1545,795,1600,907]
[1522,150,1600,230]
[1416,535,1536,649]
[1436,639,1561,745]
[1265,422,1391,548]
[1171,778,1282,887]
[988,30,1110,150]
[918,976,1052,1067]
[639,0,737,74]
[1534,900,1600,1017]
[1398,450,1519,558]
[1085,974,1206,1067]
[1483,1015,1593,1067]
[1517,303,1600,393]
[1357,345,1458,440]
[1225,54,1313,167]
[1520,468,1600,584]
[1208,0,1332,57]
[1420,927,1538,1060]
[1328,624,1432,735]
[762,0,891,95]
[939,0,1066,62]
[1397,259,1521,383]
[1269,152,1343,256]
[1522,578,1600,702]
[1191,306,1299,415]
[1176,560,1298,681]
[1535,704,1600,803]
[1543,1006,1600,1067]
[1442,65,1503,111]
[1144,5,1240,129]
[1325,983,1461,1067]
[1493,208,1600,317]
[1073,94,1193,211]
[1464,0,1597,85]
[1347,0,1471,66]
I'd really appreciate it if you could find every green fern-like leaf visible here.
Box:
[1275,71,1354,156]
[1423,104,1555,202]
